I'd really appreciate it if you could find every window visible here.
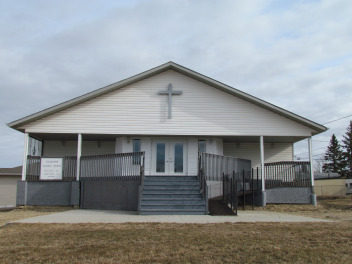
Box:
[133,139,141,164]
[133,139,141,152]
[198,140,206,153]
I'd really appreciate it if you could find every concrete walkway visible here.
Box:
[13,209,333,224]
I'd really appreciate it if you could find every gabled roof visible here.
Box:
[8,61,327,134]
[0,166,22,176]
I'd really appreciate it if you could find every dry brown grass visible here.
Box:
[0,222,351,264]
[0,197,351,263]
[0,206,71,227]
[254,195,352,221]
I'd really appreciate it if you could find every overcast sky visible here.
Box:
[1,0,352,168]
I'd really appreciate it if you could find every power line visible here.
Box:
[294,146,327,156]
[323,114,352,125]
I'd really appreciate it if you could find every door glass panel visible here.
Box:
[174,143,183,173]
[156,143,166,173]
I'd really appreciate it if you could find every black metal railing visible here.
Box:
[223,172,238,215]
[197,153,208,214]
[80,152,145,181]
[264,161,311,189]
[198,152,254,213]
[223,168,258,212]
[26,155,77,181]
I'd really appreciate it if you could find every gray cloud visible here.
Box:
[1,0,352,167]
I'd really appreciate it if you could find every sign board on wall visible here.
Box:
[40,158,63,180]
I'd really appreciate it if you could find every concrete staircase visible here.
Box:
[140,176,207,215]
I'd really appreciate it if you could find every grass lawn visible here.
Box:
[0,206,71,227]
[1,222,352,263]
[0,197,351,263]
[256,195,352,222]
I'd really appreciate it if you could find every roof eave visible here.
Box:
[7,61,327,134]
[7,62,175,130]
[169,63,328,134]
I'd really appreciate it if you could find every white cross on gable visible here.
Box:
[158,83,182,119]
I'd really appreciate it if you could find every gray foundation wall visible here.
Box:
[266,187,312,204]
[207,180,312,205]
[17,181,79,206]
[80,179,139,211]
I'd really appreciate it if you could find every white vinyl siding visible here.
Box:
[223,142,293,169]
[112,136,216,176]
[22,70,314,137]
[141,137,152,176]
[187,138,198,176]
[43,140,115,157]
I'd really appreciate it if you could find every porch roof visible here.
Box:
[8,62,327,135]
[29,133,307,144]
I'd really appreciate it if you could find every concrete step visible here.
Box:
[141,204,206,210]
[140,209,206,215]
[143,185,200,190]
[144,181,200,186]
[140,175,206,215]
[142,193,202,199]
[141,198,205,205]
[142,189,200,194]
[145,176,198,182]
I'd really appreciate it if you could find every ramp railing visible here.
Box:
[264,161,311,189]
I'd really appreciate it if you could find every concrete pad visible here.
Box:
[13,209,333,224]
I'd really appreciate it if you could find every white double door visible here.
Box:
[152,139,187,175]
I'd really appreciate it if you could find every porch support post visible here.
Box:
[308,136,317,205]
[21,132,29,181]
[260,136,265,191]
[260,136,266,206]
[76,133,82,181]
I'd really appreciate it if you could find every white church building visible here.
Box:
[8,62,327,214]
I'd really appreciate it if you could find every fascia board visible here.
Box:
[7,62,175,130]
[7,61,327,134]
[170,63,327,133]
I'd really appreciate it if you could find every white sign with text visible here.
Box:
[40,158,63,180]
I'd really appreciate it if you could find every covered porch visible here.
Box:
[18,131,317,213]
[22,132,316,177]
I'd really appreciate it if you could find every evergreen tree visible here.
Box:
[322,134,343,174]
[342,121,352,178]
